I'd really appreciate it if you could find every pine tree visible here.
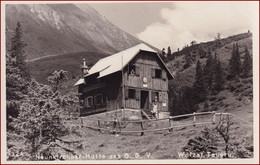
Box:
[229,43,241,79]
[10,22,30,80]
[193,60,206,103]
[241,46,252,78]
[204,50,214,89]
[213,60,225,91]
[8,79,80,160]
[6,22,30,128]
[167,46,171,57]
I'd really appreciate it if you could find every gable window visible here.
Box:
[155,69,162,78]
[129,65,136,75]
[85,96,93,108]
[128,65,140,76]
[128,89,136,99]
[94,94,103,105]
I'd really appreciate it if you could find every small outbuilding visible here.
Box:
[75,43,174,117]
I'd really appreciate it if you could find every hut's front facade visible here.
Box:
[75,44,173,117]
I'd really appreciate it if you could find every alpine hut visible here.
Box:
[74,43,174,118]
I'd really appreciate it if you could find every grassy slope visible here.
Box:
[64,97,253,160]
[64,75,253,159]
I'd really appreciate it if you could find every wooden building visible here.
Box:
[74,43,174,117]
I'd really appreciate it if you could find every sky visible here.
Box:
[89,1,258,52]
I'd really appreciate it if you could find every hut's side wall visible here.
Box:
[79,72,122,116]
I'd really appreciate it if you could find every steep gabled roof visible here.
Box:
[74,43,174,86]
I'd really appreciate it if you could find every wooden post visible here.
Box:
[220,113,223,124]
[98,120,101,132]
[118,120,122,134]
[193,112,196,126]
[80,117,83,127]
[212,111,216,124]
[140,121,144,136]
[168,117,173,133]
[113,119,117,134]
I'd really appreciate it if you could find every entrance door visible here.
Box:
[140,90,149,110]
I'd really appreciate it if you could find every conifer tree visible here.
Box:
[167,46,171,57]
[8,79,80,160]
[241,46,252,78]
[193,60,206,103]
[204,50,214,89]
[6,22,30,127]
[213,60,225,91]
[229,43,241,79]
[10,22,30,80]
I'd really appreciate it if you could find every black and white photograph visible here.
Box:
[1,1,259,163]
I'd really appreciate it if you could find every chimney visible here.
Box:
[81,58,89,77]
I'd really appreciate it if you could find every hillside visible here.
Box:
[6,4,141,60]
[167,32,252,93]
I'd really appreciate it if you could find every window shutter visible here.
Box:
[151,68,155,78]
[135,65,140,76]
[125,87,129,99]
[162,70,167,80]
[136,89,140,100]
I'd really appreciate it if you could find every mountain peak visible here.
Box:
[6,4,141,60]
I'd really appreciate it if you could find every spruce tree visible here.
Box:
[193,60,206,103]
[213,60,225,91]
[10,22,30,80]
[241,46,252,78]
[229,43,241,79]
[167,46,171,57]
[204,50,214,89]
[6,22,30,127]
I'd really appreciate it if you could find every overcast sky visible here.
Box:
[89,1,258,51]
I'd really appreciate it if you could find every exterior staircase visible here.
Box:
[141,109,156,120]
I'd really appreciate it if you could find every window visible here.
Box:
[155,69,162,78]
[85,96,93,107]
[94,94,103,105]
[128,65,140,76]
[128,89,136,99]
[129,65,136,75]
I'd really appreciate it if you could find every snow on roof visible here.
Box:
[86,43,156,78]
[74,43,174,86]
[74,78,84,86]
